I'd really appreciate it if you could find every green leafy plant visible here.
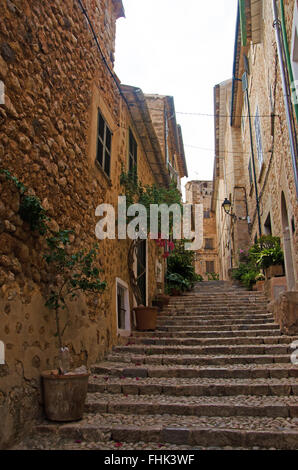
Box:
[249,235,284,269]
[166,240,200,292]
[206,272,220,281]
[44,230,106,370]
[231,263,260,289]
[0,168,49,234]
[165,272,190,294]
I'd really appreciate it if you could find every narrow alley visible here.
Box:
[13,282,298,450]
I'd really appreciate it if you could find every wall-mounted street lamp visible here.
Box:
[222,198,233,216]
[222,198,250,222]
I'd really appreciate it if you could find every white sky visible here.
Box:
[114,0,238,193]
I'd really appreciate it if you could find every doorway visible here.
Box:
[137,239,147,305]
[281,192,296,290]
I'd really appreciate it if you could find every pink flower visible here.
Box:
[168,241,175,251]
[115,442,123,448]
[162,252,169,259]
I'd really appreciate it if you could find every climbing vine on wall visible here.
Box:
[0,169,49,234]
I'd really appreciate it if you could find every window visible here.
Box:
[205,238,214,250]
[96,109,112,176]
[129,129,137,172]
[117,284,126,330]
[116,278,130,335]
[206,261,215,273]
[248,158,253,186]
[204,210,210,219]
[254,106,263,169]
[264,213,272,235]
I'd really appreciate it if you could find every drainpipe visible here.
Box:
[280,0,298,126]
[272,0,298,199]
[245,81,262,238]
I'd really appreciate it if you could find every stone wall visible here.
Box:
[214,0,298,289]
[185,181,219,279]
[0,0,169,449]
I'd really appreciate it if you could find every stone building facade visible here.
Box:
[0,0,187,448]
[212,1,298,292]
[185,180,219,279]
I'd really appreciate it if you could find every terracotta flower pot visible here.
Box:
[170,288,182,296]
[134,306,158,331]
[156,294,170,306]
[42,370,89,421]
[255,280,265,292]
[265,264,284,279]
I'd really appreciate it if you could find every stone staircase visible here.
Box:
[14,282,298,450]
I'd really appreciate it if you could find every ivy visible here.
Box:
[0,169,49,234]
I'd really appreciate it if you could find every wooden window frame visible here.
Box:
[128,129,137,172]
[96,109,112,177]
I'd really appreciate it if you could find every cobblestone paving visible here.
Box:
[12,282,298,450]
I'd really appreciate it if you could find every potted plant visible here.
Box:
[42,229,106,421]
[165,240,199,293]
[231,262,259,290]
[254,273,265,291]
[249,235,284,279]
[166,272,190,296]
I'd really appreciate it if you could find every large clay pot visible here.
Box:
[134,306,158,331]
[265,264,284,279]
[42,370,89,421]
[156,294,170,306]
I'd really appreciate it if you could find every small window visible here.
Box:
[129,129,137,172]
[248,158,253,186]
[264,213,272,235]
[206,261,215,273]
[204,210,210,219]
[205,238,213,250]
[96,109,112,177]
[117,284,126,330]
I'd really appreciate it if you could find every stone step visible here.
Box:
[179,301,268,305]
[158,323,280,332]
[12,435,210,451]
[158,313,273,320]
[91,362,298,379]
[168,302,268,305]
[157,318,274,326]
[175,296,267,299]
[88,375,298,397]
[133,329,282,338]
[107,353,292,366]
[85,392,298,419]
[165,298,267,303]
[32,414,298,449]
[113,344,292,356]
[128,335,298,347]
